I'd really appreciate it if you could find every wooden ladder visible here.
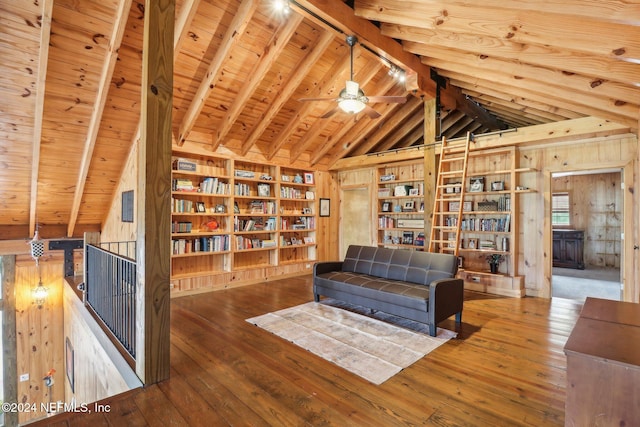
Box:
[428,132,472,255]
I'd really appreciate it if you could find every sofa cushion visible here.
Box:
[315,271,430,311]
[341,245,457,286]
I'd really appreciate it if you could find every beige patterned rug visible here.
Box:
[246,299,456,384]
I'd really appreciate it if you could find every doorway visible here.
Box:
[550,169,622,301]
[339,186,373,258]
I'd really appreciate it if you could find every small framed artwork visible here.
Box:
[403,200,415,211]
[303,236,314,244]
[281,175,290,182]
[121,190,134,223]
[304,172,314,185]
[319,198,330,217]
[468,238,478,250]
[196,202,206,213]
[302,207,312,215]
[382,202,392,212]
[258,183,271,197]
[290,237,299,245]
[409,188,420,196]
[66,337,74,393]
[418,202,425,212]
[469,176,485,192]
[491,181,504,191]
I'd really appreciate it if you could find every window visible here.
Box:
[552,192,570,226]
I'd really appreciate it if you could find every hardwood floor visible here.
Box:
[31,275,582,426]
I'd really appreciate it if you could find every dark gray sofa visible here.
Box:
[313,245,463,336]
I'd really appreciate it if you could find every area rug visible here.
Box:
[246,299,456,384]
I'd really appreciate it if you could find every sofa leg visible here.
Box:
[314,294,320,302]
[429,323,436,337]
[455,311,462,324]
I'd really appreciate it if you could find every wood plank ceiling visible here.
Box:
[0,0,638,239]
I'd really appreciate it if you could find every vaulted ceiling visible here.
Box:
[1,0,637,239]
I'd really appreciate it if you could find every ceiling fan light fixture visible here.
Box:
[339,98,366,114]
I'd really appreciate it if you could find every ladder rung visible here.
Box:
[440,171,464,176]
[441,156,466,162]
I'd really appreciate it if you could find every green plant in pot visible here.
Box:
[486,253,505,274]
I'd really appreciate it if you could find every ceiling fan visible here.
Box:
[298,35,407,119]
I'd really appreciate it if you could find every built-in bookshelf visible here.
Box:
[170,152,318,281]
[440,146,536,297]
[376,160,426,251]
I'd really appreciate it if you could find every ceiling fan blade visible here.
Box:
[298,97,336,102]
[363,105,381,119]
[321,106,341,119]
[366,96,408,104]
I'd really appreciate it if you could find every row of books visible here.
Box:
[248,200,277,214]
[281,217,315,230]
[172,198,194,213]
[235,236,276,250]
[280,186,305,199]
[381,232,425,246]
[172,178,196,191]
[200,177,229,195]
[172,235,230,254]
[378,216,395,229]
[235,217,277,232]
[172,221,192,233]
[461,216,510,232]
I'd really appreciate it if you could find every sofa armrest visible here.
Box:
[428,278,464,325]
[313,261,344,276]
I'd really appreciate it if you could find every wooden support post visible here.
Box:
[137,0,174,384]
[423,98,437,243]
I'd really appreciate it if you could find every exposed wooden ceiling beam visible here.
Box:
[462,89,577,123]
[67,0,132,238]
[241,30,335,157]
[351,95,423,156]
[177,0,258,146]
[414,44,640,106]
[439,68,639,129]
[373,105,424,152]
[213,13,303,150]
[29,0,53,237]
[173,0,201,56]
[356,0,640,65]
[458,85,584,121]
[385,24,639,87]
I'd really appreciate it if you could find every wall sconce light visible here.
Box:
[32,280,48,308]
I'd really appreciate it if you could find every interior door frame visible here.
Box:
[544,162,633,301]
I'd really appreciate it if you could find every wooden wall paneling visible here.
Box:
[15,254,64,424]
[63,281,139,405]
[520,135,637,299]
[100,141,138,248]
[1,255,18,427]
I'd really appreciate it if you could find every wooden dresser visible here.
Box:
[564,297,640,426]
[552,229,585,269]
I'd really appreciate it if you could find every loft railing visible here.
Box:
[85,244,137,359]
[98,240,136,260]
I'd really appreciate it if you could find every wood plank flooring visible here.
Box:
[31,275,582,426]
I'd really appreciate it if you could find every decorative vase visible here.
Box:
[489,263,498,274]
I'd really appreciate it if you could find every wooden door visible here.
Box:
[339,186,373,258]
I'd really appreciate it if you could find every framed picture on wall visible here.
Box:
[304,172,314,184]
[319,198,330,217]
